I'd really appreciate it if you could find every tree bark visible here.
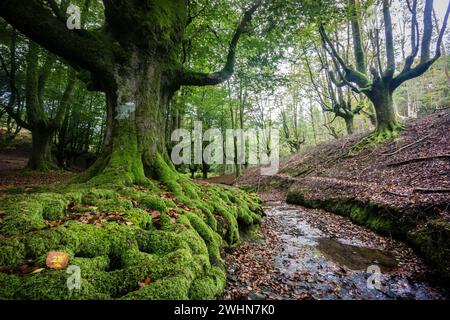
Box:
[344,115,354,135]
[86,57,170,185]
[368,85,398,134]
[27,129,54,171]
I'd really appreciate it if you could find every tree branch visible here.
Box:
[319,25,371,90]
[177,0,262,87]
[392,0,450,90]
[0,29,30,130]
[387,154,450,167]
[382,0,395,79]
[348,0,366,74]
[420,0,434,63]
[0,0,114,81]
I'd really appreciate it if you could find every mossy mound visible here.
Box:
[408,219,450,282]
[0,174,262,299]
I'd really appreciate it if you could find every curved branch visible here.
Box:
[435,0,450,57]
[420,0,434,63]
[177,0,262,87]
[393,0,450,90]
[319,25,371,90]
[0,0,114,80]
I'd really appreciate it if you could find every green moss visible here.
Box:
[121,275,191,300]
[125,208,153,229]
[409,220,450,282]
[185,213,222,265]
[189,266,226,300]
[211,197,239,245]
[152,153,183,195]
[351,123,403,152]
[14,270,107,300]
[0,161,263,299]
[0,238,26,268]
[0,196,45,236]
[71,256,110,272]
[139,195,168,212]
[39,194,69,220]
[82,189,117,205]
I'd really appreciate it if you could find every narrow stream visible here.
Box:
[222,201,447,300]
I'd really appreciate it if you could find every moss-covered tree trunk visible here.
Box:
[0,0,260,182]
[85,55,174,185]
[28,128,54,170]
[367,83,399,136]
[319,0,450,143]
[344,115,355,135]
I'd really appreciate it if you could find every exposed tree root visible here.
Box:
[387,154,450,167]
[350,124,404,153]
[0,162,263,299]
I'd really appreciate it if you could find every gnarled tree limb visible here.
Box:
[0,0,114,80]
[177,0,262,87]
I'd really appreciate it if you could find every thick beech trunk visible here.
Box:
[368,86,398,134]
[0,0,261,183]
[86,54,176,185]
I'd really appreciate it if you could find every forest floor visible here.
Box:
[0,111,448,300]
[0,129,74,192]
[0,153,73,192]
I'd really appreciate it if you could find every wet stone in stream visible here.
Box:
[221,201,447,300]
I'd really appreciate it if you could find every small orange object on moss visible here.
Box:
[45,251,69,270]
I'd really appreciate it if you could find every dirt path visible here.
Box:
[221,197,447,300]
[0,154,73,191]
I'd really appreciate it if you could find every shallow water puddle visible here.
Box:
[317,238,398,272]
[222,201,447,300]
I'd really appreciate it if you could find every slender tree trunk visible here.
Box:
[344,115,355,135]
[202,161,208,179]
[27,128,54,170]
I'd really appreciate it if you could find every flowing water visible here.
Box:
[222,201,447,300]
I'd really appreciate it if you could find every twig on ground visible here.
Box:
[387,154,450,167]
[381,134,431,156]
[412,188,450,194]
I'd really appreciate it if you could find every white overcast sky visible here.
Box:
[435,0,450,20]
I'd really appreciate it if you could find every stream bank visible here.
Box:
[221,199,447,300]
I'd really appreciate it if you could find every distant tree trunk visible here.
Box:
[309,98,318,145]
[28,129,54,170]
[24,42,75,171]
[344,115,354,135]
[319,0,450,139]
[228,83,241,178]
[202,161,209,179]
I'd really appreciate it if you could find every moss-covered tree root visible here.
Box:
[0,172,263,299]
